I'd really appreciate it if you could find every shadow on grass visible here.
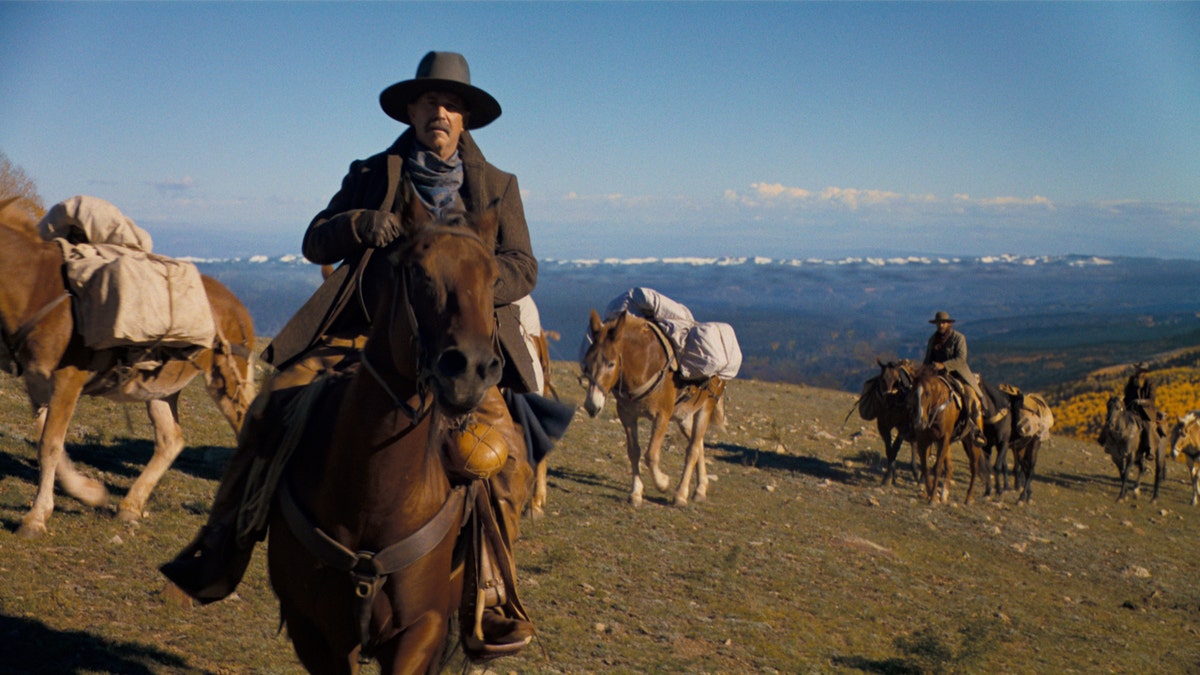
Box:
[711,441,855,483]
[0,613,199,675]
[52,438,231,484]
[830,655,922,674]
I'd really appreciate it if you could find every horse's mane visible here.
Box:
[0,203,41,240]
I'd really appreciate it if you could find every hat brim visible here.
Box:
[379,79,501,130]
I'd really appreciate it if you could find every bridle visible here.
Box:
[359,225,492,426]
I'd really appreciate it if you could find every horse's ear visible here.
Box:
[613,311,628,333]
[588,308,603,335]
[876,358,885,368]
[472,202,500,252]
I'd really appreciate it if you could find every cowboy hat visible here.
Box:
[379,51,501,129]
[929,311,956,324]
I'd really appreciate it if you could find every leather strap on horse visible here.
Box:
[1,292,70,377]
[277,479,474,661]
[622,320,677,401]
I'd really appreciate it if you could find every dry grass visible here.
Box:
[2,361,1199,674]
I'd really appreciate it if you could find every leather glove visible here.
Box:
[353,210,402,248]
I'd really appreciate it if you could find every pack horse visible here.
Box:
[0,197,255,538]
[581,308,728,507]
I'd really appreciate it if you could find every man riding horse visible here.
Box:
[162,51,566,657]
[922,311,1005,442]
[1124,361,1167,441]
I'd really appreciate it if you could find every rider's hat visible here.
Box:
[929,311,956,324]
[379,51,501,129]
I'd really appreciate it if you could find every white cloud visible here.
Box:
[148,176,195,192]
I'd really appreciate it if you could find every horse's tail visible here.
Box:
[712,388,727,432]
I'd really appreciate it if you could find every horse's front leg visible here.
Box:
[618,406,645,507]
[1190,460,1200,506]
[644,410,673,494]
[18,369,100,538]
[674,410,709,507]
[118,395,186,523]
[918,442,934,501]
[878,423,896,485]
[962,440,980,505]
[530,459,549,518]
[1150,437,1164,503]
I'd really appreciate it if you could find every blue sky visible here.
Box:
[2,2,1197,260]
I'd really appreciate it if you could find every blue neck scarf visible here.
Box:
[407,144,464,221]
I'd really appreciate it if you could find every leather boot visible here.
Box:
[460,403,537,660]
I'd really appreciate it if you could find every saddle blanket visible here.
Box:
[601,287,742,380]
[38,196,215,350]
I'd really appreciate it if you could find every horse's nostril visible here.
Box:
[436,349,468,378]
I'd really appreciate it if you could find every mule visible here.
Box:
[0,198,255,538]
[1098,396,1163,502]
[265,208,520,673]
[1168,411,1200,506]
[907,365,983,504]
[581,309,726,508]
[1008,390,1054,504]
[978,379,1014,498]
[855,359,919,486]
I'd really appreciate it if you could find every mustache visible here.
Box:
[425,120,451,134]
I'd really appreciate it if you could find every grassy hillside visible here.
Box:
[2,358,1200,673]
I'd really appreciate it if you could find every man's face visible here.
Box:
[935,321,952,335]
[408,90,467,160]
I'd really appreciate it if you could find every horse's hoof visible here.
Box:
[16,520,47,539]
[673,497,689,508]
[694,491,708,503]
[116,507,142,524]
[629,494,643,508]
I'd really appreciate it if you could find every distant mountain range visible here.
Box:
[191,253,1200,393]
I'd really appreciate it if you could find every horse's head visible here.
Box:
[908,365,953,434]
[877,359,914,396]
[580,309,625,417]
[1169,412,1200,460]
[382,204,502,415]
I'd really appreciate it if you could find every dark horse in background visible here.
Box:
[264,206,524,673]
[581,309,726,508]
[1099,396,1163,502]
[0,197,256,538]
[907,364,983,504]
[855,359,918,486]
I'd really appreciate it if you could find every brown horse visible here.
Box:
[907,365,983,504]
[1169,411,1200,506]
[580,309,726,508]
[855,358,918,486]
[265,209,511,673]
[0,198,255,538]
[1099,396,1163,502]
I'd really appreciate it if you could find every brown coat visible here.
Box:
[262,128,539,393]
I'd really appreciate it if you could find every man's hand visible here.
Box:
[355,210,402,248]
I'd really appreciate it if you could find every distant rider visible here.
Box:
[1123,361,1166,440]
[922,311,1005,438]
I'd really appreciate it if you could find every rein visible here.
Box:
[1,292,70,376]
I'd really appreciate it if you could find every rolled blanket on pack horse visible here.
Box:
[37,195,216,362]
[582,287,743,382]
